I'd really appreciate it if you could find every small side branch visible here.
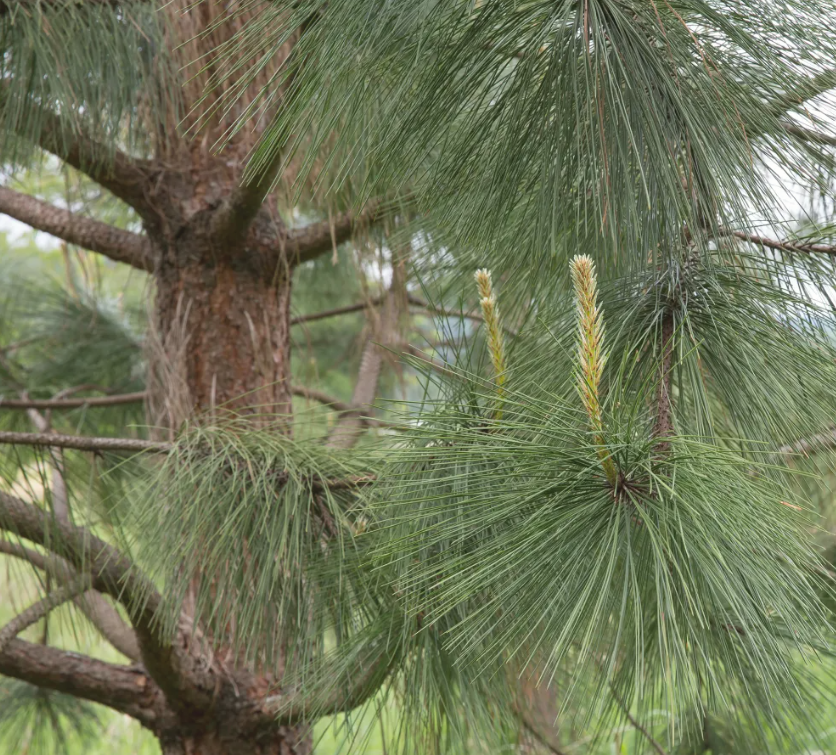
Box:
[0,391,147,410]
[292,385,393,428]
[291,298,386,326]
[265,637,397,725]
[766,68,836,119]
[402,343,459,379]
[0,430,170,454]
[0,538,141,661]
[0,576,90,653]
[719,227,836,257]
[781,122,836,147]
[609,685,670,755]
[1,0,128,12]
[778,427,836,457]
[0,187,152,271]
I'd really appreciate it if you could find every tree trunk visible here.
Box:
[145,229,306,752]
[149,253,293,433]
[159,724,310,755]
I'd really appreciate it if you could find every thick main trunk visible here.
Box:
[160,724,309,755]
[149,254,292,431]
[145,232,306,753]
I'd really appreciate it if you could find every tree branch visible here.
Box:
[326,291,401,449]
[0,389,394,430]
[0,538,141,661]
[0,391,147,410]
[291,385,356,413]
[0,0,130,13]
[0,576,90,653]
[408,294,519,336]
[291,297,386,325]
[0,187,152,271]
[285,203,383,266]
[17,403,139,661]
[781,122,836,147]
[718,227,836,257]
[291,385,393,429]
[0,430,170,454]
[766,68,836,119]
[0,491,171,691]
[516,712,569,755]
[0,82,157,216]
[265,635,397,725]
[609,684,670,755]
[0,638,167,727]
[779,427,836,457]
[401,343,459,379]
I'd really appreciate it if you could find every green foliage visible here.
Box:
[0,0,177,166]
[235,0,836,287]
[128,420,378,669]
[0,680,101,755]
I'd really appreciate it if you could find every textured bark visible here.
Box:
[0,186,153,270]
[159,725,309,755]
[140,182,304,753]
[652,311,676,454]
[150,253,292,425]
[0,638,169,727]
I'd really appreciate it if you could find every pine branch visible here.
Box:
[719,227,836,257]
[781,122,836,147]
[291,297,386,325]
[0,491,169,685]
[327,292,399,449]
[22,401,143,661]
[292,385,393,428]
[608,685,670,755]
[0,391,148,410]
[264,635,397,725]
[0,389,393,430]
[0,430,170,454]
[778,427,836,457]
[0,538,141,661]
[516,712,569,755]
[0,0,131,13]
[291,293,519,338]
[0,430,377,490]
[0,638,165,726]
[285,203,383,266]
[0,576,91,653]
[0,187,152,271]
[766,68,836,119]
[0,82,158,216]
[401,343,459,379]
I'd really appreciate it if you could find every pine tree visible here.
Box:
[2,1,836,754]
